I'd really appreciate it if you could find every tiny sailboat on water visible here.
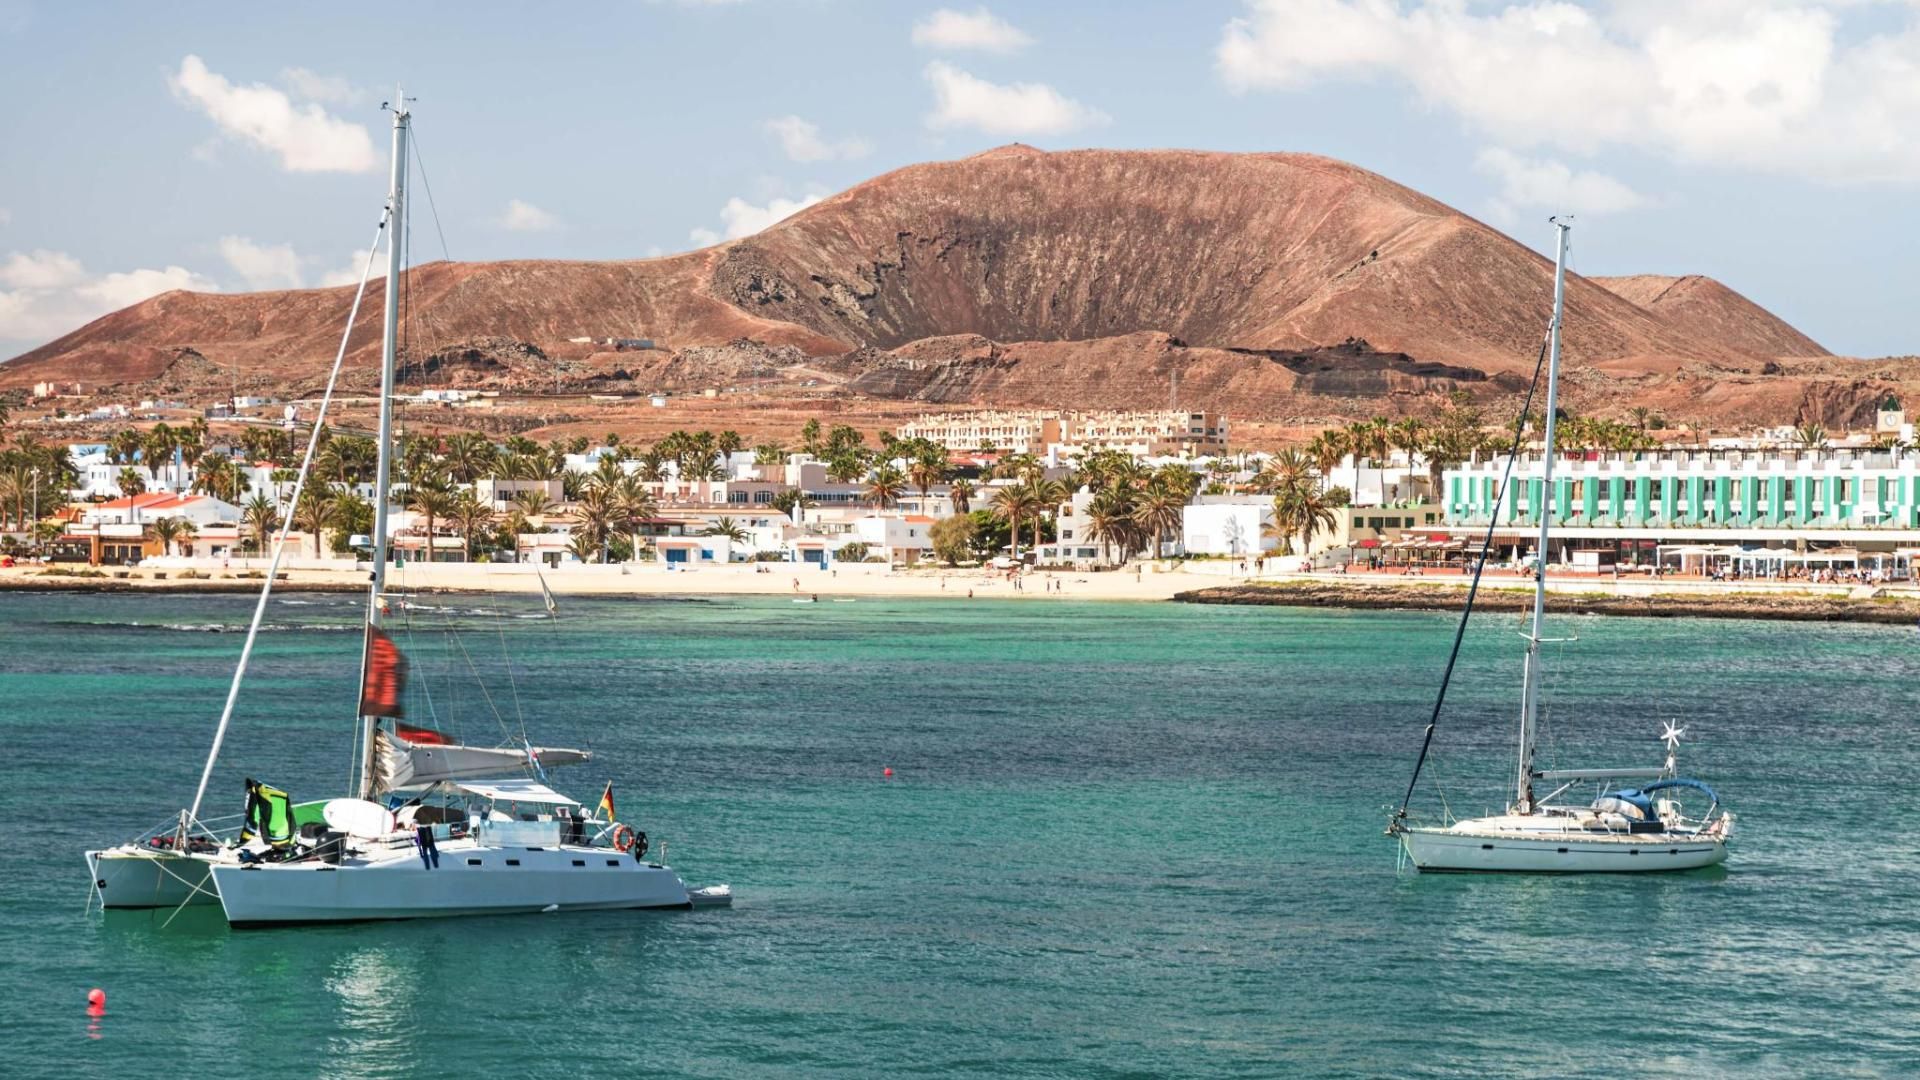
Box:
[1387,218,1733,874]
[87,94,729,923]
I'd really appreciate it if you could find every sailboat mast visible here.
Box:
[359,91,408,799]
[1515,217,1570,814]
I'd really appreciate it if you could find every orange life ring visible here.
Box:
[611,825,635,853]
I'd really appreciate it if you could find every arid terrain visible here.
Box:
[6,145,1912,444]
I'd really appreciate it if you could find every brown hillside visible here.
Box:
[0,146,1874,426]
[1594,274,1828,359]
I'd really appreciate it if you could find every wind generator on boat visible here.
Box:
[1386,218,1733,874]
[85,93,730,922]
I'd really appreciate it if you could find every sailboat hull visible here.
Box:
[87,847,221,908]
[209,844,694,926]
[1400,823,1727,873]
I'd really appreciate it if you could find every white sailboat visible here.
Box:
[89,95,729,923]
[1389,218,1733,874]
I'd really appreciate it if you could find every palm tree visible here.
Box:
[566,530,603,564]
[1793,422,1827,451]
[510,489,553,520]
[1270,483,1338,557]
[293,484,340,557]
[824,453,866,484]
[907,452,947,514]
[442,432,497,484]
[108,428,143,465]
[612,473,658,558]
[150,515,196,557]
[1259,448,1315,496]
[948,478,975,515]
[448,489,495,560]
[989,483,1040,558]
[1305,428,1350,479]
[1336,419,1377,502]
[772,488,812,518]
[753,442,787,466]
[1390,418,1425,503]
[634,446,669,483]
[799,419,823,457]
[241,493,281,555]
[1029,477,1069,543]
[406,473,457,563]
[116,466,147,497]
[716,430,744,456]
[1132,479,1187,559]
[864,465,906,510]
[1085,487,1139,564]
[704,516,748,543]
[571,486,618,563]
[193,456,248,503]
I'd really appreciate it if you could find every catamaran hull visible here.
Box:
[86,848,220,908]
[1400,828,1727,873]
[209,850,694,927]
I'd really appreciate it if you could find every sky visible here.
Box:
[1,0,1916,360]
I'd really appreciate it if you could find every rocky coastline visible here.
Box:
[1175,581,1920,625]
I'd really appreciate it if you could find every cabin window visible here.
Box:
[505,859,521,866]
[606,859,621,867]
[467,858,482,866]
[572,859,586,867]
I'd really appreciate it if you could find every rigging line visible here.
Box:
[187,213,390,828]
[407,124,453,264]
[491,589,533,748]
[432,604,518,747]
[1393,327,1554,824]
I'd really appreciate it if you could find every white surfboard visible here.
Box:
[323,798,397,838]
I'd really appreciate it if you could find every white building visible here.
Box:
[82,492,240,527]
[1181,498,1278,557]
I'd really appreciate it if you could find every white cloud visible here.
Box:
[0,249,85,290]
[1215,1,1920,185]
[923,61,1108,136]
[0,250,217,349]
[218,235,304,290]
[689,194,824,246]
[169,55,378,173]
[497,198,562,232]
[912,7,1033,53]
[765,115,871,162]
[318,248,388,288]
[1474,148,1647,225]
[278,67,363,105]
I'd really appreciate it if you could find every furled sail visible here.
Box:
[369,728,591,793]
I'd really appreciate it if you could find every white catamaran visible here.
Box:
[87,95,729,924]
[1389,218,1733,873]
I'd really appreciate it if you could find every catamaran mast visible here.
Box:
[358,91,408,799]
[1515,218,1570,814]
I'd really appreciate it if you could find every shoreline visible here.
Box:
[9,562,1920,623]
[1175,579,1920,625]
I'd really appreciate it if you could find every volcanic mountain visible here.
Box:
[4,144,1876,425]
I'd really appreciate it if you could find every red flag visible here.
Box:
[359,623,408,718]
[395,723,448,745]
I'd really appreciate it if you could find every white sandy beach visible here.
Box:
[5,556,1909,606]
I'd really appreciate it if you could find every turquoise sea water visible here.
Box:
[3,589,1916,1078]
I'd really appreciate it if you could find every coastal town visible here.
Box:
[6,384,1920,611]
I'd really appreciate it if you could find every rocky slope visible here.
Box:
[4,145,1878,425]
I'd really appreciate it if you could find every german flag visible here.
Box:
[598,781,615,822]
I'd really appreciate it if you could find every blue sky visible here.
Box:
[1,0,1914,359]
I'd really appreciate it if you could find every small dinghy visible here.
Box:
[689,884,733,908]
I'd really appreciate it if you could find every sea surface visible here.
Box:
[3,588,1915,1078]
